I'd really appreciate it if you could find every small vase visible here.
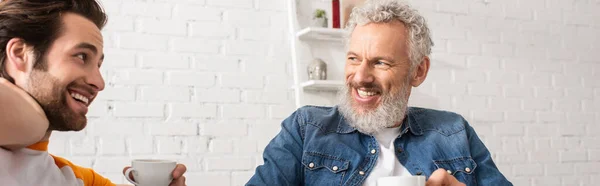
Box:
[312,17,328,28]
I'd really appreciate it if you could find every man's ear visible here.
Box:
[5,38,33,80]
[409,56,430,87]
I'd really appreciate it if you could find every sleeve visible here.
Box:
[51,155,116,186]
[82,168,115,186]
[464,121,513,186]
[246,110,305,186]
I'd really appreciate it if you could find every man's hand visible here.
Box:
[426,168,466,186]
[122,164,187,186]
[0,78,47,119]
[0,77,49,149]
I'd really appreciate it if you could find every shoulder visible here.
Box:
[293,105,345,133]
[50,155,115,186]
[408,107,468,136]
[295,105,338,121]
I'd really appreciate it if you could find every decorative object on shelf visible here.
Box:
[332,0,341,28]
[312,9,328,28]
[340,0,367,28]
[307,58,327,80]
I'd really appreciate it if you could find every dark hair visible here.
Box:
[0,0,107,83]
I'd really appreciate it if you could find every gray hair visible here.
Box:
[345,0,434,68]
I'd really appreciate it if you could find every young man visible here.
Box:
[246,0,512,186]
[0,1,186,185]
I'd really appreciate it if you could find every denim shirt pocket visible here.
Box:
[433,157,478,185]
[302,152,350,186]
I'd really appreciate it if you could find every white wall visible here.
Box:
[408,0,600,185]
[48,0,600,185]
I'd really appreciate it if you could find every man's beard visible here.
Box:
[24,68,87,132]
[338,80,410,135]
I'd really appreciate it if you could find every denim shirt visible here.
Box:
[246,106,512,186]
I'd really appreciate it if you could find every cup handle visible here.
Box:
[124,167,138,185]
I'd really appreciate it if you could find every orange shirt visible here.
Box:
[0,141,115,186]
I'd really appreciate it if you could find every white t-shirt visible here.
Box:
[0,141,113,186]
[363,126,412,186]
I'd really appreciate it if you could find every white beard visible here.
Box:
[338,83,410,135]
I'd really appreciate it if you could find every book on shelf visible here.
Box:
[332,0,340,28]
[335,0,367,29]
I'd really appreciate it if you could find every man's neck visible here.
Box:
[388,116,408,128]
[388,122,401,128]
[40,131,52,142]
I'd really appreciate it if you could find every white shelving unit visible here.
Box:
[296,27,348,42]
[287,0,347,108]
[292,80,344,91]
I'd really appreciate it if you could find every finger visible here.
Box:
[440,170,464,186]
[426,169,447,186]
[447,176,466,186]
[169,176,186,186]
[0,77,12,85]
[0,78,13,87]
[0,78,16,87]
[122,166,134,181]
[172,164,187,178]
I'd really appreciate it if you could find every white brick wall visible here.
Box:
[45,0,600,185]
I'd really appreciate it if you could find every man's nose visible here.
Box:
[85,68,105,91]
[352,60,374,84]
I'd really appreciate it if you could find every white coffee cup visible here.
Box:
[377,176,426,186]
[124,159,177,186]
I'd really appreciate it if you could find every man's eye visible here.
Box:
[75,53,87,61]
[375,61,388,66]
[348,57,357,61]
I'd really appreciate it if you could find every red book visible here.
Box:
[332,0,340,28]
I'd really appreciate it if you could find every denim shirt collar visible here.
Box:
[335,107,424,136]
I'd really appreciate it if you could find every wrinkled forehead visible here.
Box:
[348,21,408,56]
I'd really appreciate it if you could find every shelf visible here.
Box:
[296,27,348,42]
[292,80,344,91]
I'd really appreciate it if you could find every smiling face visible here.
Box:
[345,21,412,113]
[338,20,415,135]
[19,13,105,131]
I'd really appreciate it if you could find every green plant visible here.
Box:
[313,9,326,19]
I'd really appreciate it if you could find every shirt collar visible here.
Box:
[26,141,49,151]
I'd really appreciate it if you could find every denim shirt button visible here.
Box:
[370,149,376,154]
[332,166,339,171]
[446,170,452,174]
[416,171,423,175]
[359,171,365,175]
[308,162,315,168]
[397,148,403,153]
[465,167,471,173]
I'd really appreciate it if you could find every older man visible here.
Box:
[246,0,512,185]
